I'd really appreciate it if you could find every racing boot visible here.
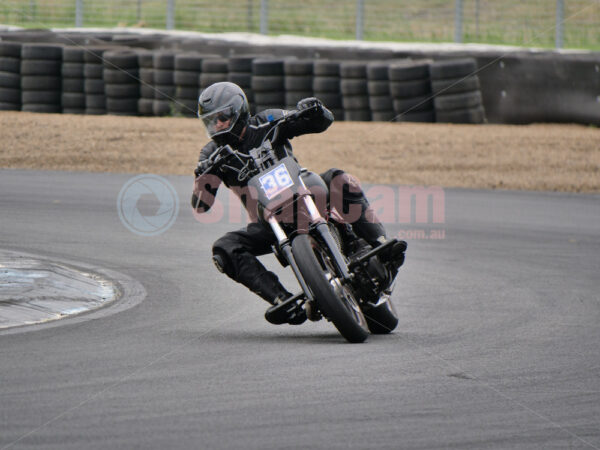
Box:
[255,272,306,325]
[353,221,407,271]
[265,294,307,325]
[379,238,407,272]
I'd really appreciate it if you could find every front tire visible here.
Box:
[292,233,369,343]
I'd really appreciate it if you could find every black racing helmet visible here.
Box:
[197,82,250,146]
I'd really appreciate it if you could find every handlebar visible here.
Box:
[195,105,318,177]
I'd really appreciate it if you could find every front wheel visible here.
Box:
[291,233,369,343]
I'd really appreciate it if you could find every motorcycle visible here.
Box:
[199,107,404,343]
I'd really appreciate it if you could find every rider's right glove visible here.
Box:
[194,159,211,177]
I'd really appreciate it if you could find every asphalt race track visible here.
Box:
[1,169,599,449]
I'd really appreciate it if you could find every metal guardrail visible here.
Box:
[1,0,599,50]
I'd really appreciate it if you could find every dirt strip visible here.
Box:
[1,112,598,192]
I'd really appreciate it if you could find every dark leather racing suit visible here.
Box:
[191,106,387,304]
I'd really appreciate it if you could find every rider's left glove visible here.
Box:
[296,97,323,116]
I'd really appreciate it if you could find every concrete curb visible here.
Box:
[0,249,146,334]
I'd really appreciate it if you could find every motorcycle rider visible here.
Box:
[192,82,406,325]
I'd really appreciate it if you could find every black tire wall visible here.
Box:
[61,46,86,114]
[0,41,22,111]
[20,43,63,113]
[103,49,140,116]
[1,30,598,124]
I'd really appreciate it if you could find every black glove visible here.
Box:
[296,97,323,116]
[194,159,211,177]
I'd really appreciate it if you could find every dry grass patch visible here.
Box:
[1,111,598,193]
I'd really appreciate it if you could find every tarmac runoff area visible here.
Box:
[0,249,118,330]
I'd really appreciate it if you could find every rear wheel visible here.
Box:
[292,233,369,343]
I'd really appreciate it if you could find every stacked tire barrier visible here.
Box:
[430,58,486,124]
[21,44,63,113]
[389,60,436,123]
[252,58,286,111]
[137,50,155,116]
[367,61,395,122]
[340,61,371,121]
[284,59,314,110]
[61,46,86,114]
[0,41,22,111]
[0,35,495,124]
[228,55,258,114]
[173,53,204,118]
[2,30,597,126]
[312,60,343,121]
[84,47,111,115]
[153,51,178,116]
[103,49,140,116]
[199,57,228,90]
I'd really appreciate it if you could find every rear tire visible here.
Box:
[292,234,369,343]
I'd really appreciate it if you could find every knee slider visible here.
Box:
[211,250,233,277]
[212,253,226,273]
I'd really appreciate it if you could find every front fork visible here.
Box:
[266,191,353,305]
[268,215,314,303]
[300,190,352,281]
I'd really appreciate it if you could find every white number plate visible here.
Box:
[259,164,294,200]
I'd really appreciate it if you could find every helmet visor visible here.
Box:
[198,104,240,139]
